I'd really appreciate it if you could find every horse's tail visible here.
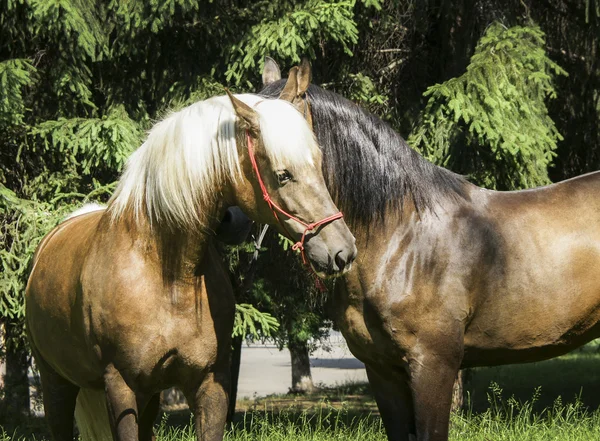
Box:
[75,388,113,441]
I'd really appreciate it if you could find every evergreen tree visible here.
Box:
[230,229,332,394]
[0,0,380,418]
[1,0,598,420]
[409,23,566,190]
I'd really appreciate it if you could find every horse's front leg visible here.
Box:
[408,349,461,441]
[365,364,414,441]
[187,371,230,441]
[104,364,139,441]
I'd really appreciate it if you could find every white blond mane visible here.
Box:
[108,94,319,230]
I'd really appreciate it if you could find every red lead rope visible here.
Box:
[246,131,344,279]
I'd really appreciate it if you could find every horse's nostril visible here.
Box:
[334,251,347,272]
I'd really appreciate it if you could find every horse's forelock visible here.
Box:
[252,98,320,172]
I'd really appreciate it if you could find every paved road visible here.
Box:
[237,332,368,398]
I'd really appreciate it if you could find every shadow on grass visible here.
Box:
[0,415,49,441]
[136,406,382,438]
[466,352,600,414]
[230,380,379,431]
[233,408,380,432]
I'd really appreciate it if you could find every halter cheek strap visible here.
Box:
[246,130,344,265]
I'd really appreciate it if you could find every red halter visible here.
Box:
[246,131,344,266]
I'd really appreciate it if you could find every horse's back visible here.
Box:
[462,172,600,365]
[489,170,600,213]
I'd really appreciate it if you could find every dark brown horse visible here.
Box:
[26,78,356,441]
[261,59,600,441]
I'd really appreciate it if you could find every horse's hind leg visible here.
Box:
[104,364,139,441]
[366,364,414,441]
[37,357,79,441]
[186,371,230,441]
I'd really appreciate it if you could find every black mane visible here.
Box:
[260,81,467,225]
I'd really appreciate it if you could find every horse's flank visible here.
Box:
[339,171,600,356]
[330,151,600,440]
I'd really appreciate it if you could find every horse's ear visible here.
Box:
[225,89,259,132]
[297,57,312,95]
[279,66,299,102]
[262,56,281,85]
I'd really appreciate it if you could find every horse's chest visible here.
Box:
[91,285,234,391]
[334,278,407,365]
[338,305,375,359]
[108,312,225,391]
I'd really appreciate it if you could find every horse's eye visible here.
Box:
[276,170,293,186]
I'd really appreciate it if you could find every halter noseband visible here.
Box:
[245,130,344,264]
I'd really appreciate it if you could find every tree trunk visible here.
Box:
[2,320,30,419]
[288,341,314,394]
[227,335,243,423]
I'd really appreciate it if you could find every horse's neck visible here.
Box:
[350,185,479,268]
[113,209,222,285]
[351,201,419,245]
[154,228,210,284]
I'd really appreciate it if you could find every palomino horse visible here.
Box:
[261,59,600,441]
[26,78,356,441]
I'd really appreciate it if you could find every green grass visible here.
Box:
[467,351,600,413]
[155,398,600,441]
[454,384,600,440]
[3,350,600,441]
[5,403,600,441]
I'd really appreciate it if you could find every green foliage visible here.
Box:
[31,0,108,60]
[31,105,141,175]
[223,224,331,351]
[164,76,227,114]
[233,303,280,340]
[242,230,333,351]
[342,72,388,113]
[0,59,36,128]
[0,186,70,322]
[226,1,371,86]
[107,0,200,36]
[219,240,282,342]
[409,23,567,190]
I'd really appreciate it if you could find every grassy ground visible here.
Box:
[467,349,600,413]
[3,349,600,441]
